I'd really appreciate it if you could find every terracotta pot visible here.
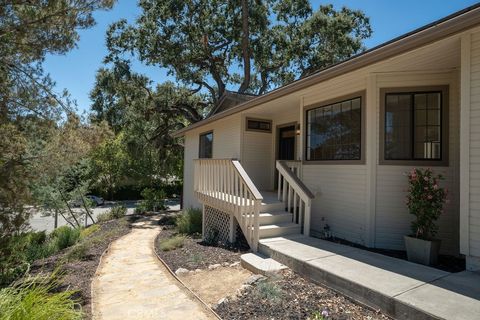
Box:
[404,236,441,266]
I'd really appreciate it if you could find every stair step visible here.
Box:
[260,201,284,212]
[259,211,292,225]
[240,253,286,275]
[259,222,301,239]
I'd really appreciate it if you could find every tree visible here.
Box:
[89,62,205,193]
[0,0,115,122]
[105,0,372,106]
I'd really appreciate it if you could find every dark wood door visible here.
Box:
[278,125,296,160]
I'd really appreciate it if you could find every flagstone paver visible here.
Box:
[92,217,215,320]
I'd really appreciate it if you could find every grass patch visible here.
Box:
[175,208,202,235]
[97,205,127,223]
[159,235,185,252]
[0,274,82,320]
[51,227,81,250]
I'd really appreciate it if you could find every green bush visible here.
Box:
[255,280,282,303]
[109,205,127,219]
[159,235,185,251]
[0,275,82,320]
[80,224,100,239]
[65,242,90,262]
[175,208,202,235]
[138,188,166,212]
[51,226,80,250]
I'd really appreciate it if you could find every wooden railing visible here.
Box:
[276,160,314,236]
[283,160,302,179]
[194,159,263,251]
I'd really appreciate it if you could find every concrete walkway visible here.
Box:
[259,235,480,320]
[92,217,214,320]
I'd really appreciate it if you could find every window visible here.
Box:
[306,95,362,161]
[382,87,448,165]
[199,131,213,158]
[246,118,272,133]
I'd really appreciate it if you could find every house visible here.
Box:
[174,4,480,271]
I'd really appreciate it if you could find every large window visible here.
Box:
[382,87,447,164]
[306,95,362,161]
[199,131,213,158]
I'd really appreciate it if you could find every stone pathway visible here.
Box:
[92,217,215,320]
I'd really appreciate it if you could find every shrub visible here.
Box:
[109,205,127,219]
[138,188,166,212]
[254,280,282,303]
[175,208,202,235]
[159,235,185,251]
[96,212,111,223]
[65,242,90,262]
[80,224,100,239]
[51,226,80,250]
[405,168,448,240]
[0,275,82,320]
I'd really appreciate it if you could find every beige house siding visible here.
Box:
[300,72,369,245]
[467,30,480,269]
[374,72,460,255]
[241,128,273,190]
[182,114,242,208]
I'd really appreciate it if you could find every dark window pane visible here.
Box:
[384,91,443,161]
[199,132,213,158]
[385,94,412,160]
[306,97,362,161]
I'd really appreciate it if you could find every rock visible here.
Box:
[245,274,266,285]
[214,297,228,308]
[236,284,252,296]
[222,262,230,267]
[229,261,240,268]
[208,263,221,270]
[194,268,202,273]
[175,268,189,275]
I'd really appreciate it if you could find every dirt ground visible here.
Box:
[178,266,252,307]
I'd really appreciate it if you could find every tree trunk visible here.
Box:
[238,0,251,93]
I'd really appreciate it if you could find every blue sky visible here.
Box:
[43,0,480,113]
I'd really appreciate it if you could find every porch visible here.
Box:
[193,159,313,251]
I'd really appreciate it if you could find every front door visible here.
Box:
[278,125,296,160]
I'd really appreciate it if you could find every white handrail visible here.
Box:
[276,160,314,236]
[194,159,262,251]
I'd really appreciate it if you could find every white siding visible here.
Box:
[469,30,480,260]
[182,114,241,208]
[301,74,369,245]
[375,72,460,255]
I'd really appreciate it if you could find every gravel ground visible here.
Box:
[154,215,390,320]
[216,269,390,320]
[155,226,248,271]
[31,216,136,319]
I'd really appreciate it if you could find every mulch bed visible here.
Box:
[31,215,137,319]
[216,269,390,320]
[155,215,390,320]
[325,237,465,273]
[155,225,248,271]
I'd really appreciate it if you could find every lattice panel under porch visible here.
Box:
[204,205,235,244]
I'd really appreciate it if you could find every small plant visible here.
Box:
[80,224,100,239]
[405,168,448,240]
[310,308,330,320]
[109,205,127,219]
[189,253,204,264]
[0,274,83,320]
[51,226,81,250]
[254,280,282,303]
[204,227,219,245]
[65,242,90,261]
[138,188,166,212]
[96,212,112,223]
[159,235,185,251]
[175,208,202,235]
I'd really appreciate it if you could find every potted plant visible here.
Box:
[404,168,448,266]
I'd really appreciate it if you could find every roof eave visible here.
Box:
[173,4,480,138]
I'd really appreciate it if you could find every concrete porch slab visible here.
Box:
[258,236,480,320]
[396,271,480,320]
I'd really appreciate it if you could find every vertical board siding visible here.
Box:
[470,31,480,257]
[183,115,241,209]
[375,72,460,255]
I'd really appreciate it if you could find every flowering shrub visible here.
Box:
[405,168,448,240]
